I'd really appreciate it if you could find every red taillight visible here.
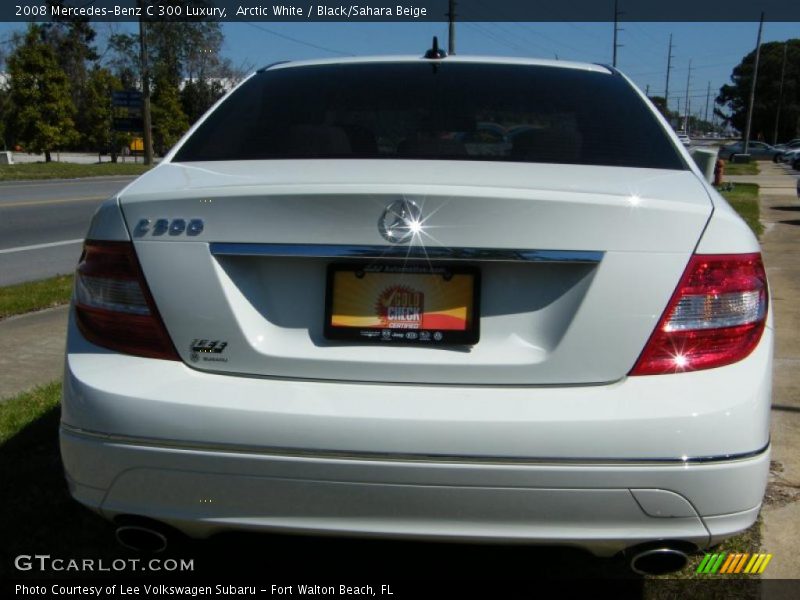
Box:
[74,241,179,360]
[630,253,768,376]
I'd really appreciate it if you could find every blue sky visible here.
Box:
[1,20,798,120]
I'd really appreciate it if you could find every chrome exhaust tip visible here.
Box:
[115,525,169,553]
[630,547,690,576]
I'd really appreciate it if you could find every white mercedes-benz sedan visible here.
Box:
[60,52,772,573]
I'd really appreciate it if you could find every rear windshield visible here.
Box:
[173,62,686,170]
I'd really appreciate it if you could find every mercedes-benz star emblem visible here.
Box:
[378,199,422,243]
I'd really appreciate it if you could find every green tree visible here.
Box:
[106,20,239,142]
[0,87,8,150]
[40,5,100,149]
[84,66,130,162]
[0,50,8,149]
[7,25,77,161]
[716,39,800,143]
[151,70,189,155]
[649,95,668,116]
[43,18,98,95]
[180,78,226,123]
[107,33,140,89]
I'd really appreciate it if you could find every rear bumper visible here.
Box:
[61,312,772,553]
[61,427,768,556]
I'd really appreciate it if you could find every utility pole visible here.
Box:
[743,12,764,155]
[704,81,711,124]
[645,84,650,96]
[683,59,692,133]
[664,34,674,112]
[447,0,456,55]
[773,42,788,144]
[612,0,623,67]
[138,0,154,165]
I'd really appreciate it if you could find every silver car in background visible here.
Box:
[61,55,771,573]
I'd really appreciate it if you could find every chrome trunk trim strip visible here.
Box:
[209,243,604,263]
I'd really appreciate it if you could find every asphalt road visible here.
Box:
[0,176,137,285]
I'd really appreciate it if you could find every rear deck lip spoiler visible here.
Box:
[209,243,604,264]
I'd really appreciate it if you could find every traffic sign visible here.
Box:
[112,90,143,108]
[113,117,143,132]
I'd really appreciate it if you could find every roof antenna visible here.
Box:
[424,36,447,59]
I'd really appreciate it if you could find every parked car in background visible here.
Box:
[780,148,800,166]
[718,141,780,161]
[774,140,800,162]
[61,52,772,575]
[774,138,800,150]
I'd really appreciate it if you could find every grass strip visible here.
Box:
[719,183,763,237]
[723,161,760,176]
[0,274,74,320]
[0,161,150,181]
[0,382,61,443]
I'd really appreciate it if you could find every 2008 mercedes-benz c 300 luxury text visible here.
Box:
[60,52,772,571]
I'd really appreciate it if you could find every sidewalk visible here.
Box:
[728,162,800,579]
[0,306,68,401]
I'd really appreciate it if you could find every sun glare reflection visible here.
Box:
[673,353,689,368]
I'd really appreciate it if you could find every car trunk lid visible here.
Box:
[120,160,711,385]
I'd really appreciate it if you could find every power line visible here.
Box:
[487,23,552,55]
[626,59,742,78]
[513,23,593,56]
[619,24,672,60]
[242,22,351,57]
[466,23,530,55]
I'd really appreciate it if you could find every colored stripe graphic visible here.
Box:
[711,553,727,573]
[734,553,750,573]
[758,555,773,573]
[697,552,773,574]
[720,554,736,573]
[702,553,719,573]
[744,554,759,573]
[696,554,712,573]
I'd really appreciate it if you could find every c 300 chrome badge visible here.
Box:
[378,199,422,243]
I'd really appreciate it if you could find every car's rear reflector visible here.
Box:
[74,241,179,360]
[630,253,768,375]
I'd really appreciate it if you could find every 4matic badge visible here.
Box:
[190,339,228,363]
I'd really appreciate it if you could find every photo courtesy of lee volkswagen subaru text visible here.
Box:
[60,49,772,574]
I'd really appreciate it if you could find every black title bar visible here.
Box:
[4,0,800,23]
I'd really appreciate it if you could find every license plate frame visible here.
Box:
[324,263,480,345]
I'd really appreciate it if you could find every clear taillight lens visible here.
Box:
[630,253,768,375]
[74,241,179,360]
